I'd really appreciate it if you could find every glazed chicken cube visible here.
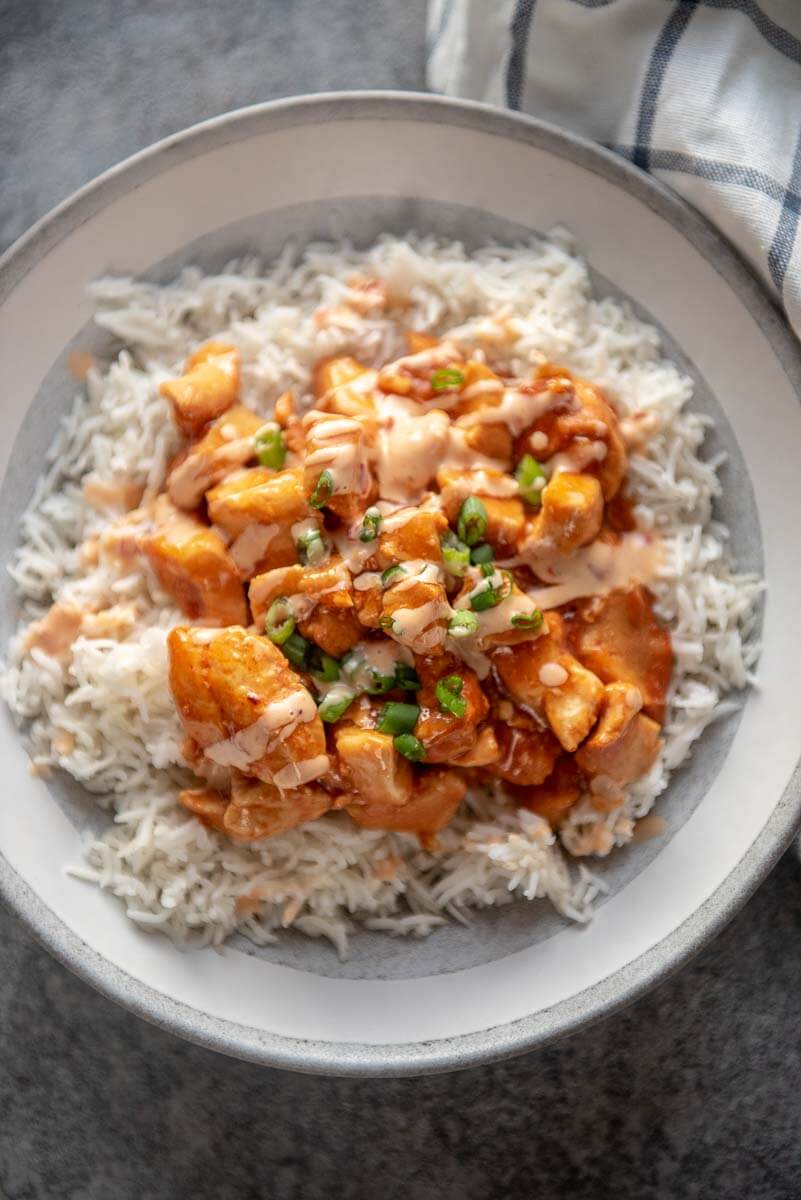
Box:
[167,626,327,786]
[313,355,373,398]
[334,724,413,807]
[178,786,229,834]
[207,466,309,537]
[382,576,449,656]
[414,657,490,763]
[376,341,463,402]
[523,472,603,556]
[569,586,673,723]
[167,405,264,510]
[575,682,662,785]
[313,356,378,433]
[493,612,604,752]
[223,773,333,840]
[515,757,582,828]
[346,767,466,848]
[142,497,247,626]
[486,720,562,787]
[249,558,362,658]
[377,509,447,567]
[303,410,376,521]
[160,340,239,438]
[438,469,526,557]
[450,726,500,768]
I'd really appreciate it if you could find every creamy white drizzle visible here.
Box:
[205,690,317,769]
[389,600,448,651]
[455,384,563,436]
[376,401,450,501]
[229,523,278,576]
[545,439,607,478]
[272,754,330,790]
[332,530,374,574]
[352,571,382,592]
[524,533,662,610]
[168,438,254,509]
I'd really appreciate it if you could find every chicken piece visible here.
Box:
[167,405,264,510]
[22,601,84,662]
[569,586,673,723]
[207,466,308,537]
[314,357,378,432]
[377,509,448,568]
[142,497,247,626]
[576,682,662,785]
[334,724,413,807]
[223,773,332,841]
[523,472,603,555]
[167,626,327,785]
[160,340,239,438]
[273,390,304,455]
[353,578,383,629]
[302,409,376,521]
[178,786,229,835]
[313,355,372,398]
[250,557,360,657]
[301,607,364,659]
[450,725,501,768]
[377,341,463,403]
[346,767,466,847]
[226,523,299,582]
[405,330,440,354]
[493,612,605,752]
[486,721,561,787]
[515,757,583,828]
[451,360,513,465]
[414,658,490,764]
[382,577,449,656]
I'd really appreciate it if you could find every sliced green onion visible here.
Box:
[254,422,286,470]
[394,733,427,762]
[378,701,420,736]
[378,615,395,632]
[456,495,488,547]
[318,685,356,724]
[264,596,296,645]
[441,531,471,578]
[381,564,406,588]
[309,649,341,682]
[480,561,495,578]
[366,667,396,694]
[281,631,310,669]
[297,527,326,567]
[394,664,421,692]
[358,507,382,544]
[470,543,493,566]
[448,610,479,638]
[469,569,514,613]
[516,454,547,506]
[431,367,464,393]
[309,469,334,509]
[511,610,543,631]
[435,674,467,718]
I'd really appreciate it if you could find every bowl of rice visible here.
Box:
[1,92,800,1076]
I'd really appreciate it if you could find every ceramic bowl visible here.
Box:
[2,93,800,1076]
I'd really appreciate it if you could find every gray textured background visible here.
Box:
[2,2,801,1197]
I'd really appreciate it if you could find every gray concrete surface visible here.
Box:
[2,2,801,1197]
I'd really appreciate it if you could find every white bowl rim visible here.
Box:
[1,90,800,1077]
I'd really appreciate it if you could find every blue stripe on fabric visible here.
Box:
[697,0,801,65]
[768,124,801,290]
[608,144,799,209]
[506,0,538,110]
[632,2,696,171]
[427,0,457,55]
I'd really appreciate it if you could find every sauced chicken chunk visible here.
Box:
[167,405,264,510]
[376,341,463,403]
[224,773,332,840]
[438,468,526,558]
[160,340,240,438]
[515,757,583,827]
[178,786,229,833]
[303,410,377,521]
[207,466,308,537]
[168,626,327,785]
[575,682,662,785]
[142,497,247,626]
[376,509,447,567]
[346,767,466,848]
[413,656,490,764]
[334,724,413,807]
[493,612,604,752]
[382,576,449,657]
[523,472,603,556]
[249,558,362,657]
[313,356,378,435]
[486,718,562,787]
[569,586,673,723]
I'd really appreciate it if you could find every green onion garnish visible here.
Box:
[309,649,341,682]
[456,495,488,547]
[318,686,356,724]
[470,543,493,566]
[469,570,513,612]
[448,611,479,638]
[378,701,420,736]
[381,564,406,588]
[516,455,547,506]
[430,367,464,393]
[253,423,286,470]
[394,733,427,762]
[480,560,495,577]
[358,507,382,544]
[435,674,467,718]
[309,469,334,509]
[367,667,396,694]
[281,631,310,669]
[511,610,543,631]
[264,596,296,645]
[441,531,470,578]
[378,615,395,631]
[297,527,326,567]
[394,664,422,692]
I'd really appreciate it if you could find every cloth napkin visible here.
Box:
[427,0,801,339]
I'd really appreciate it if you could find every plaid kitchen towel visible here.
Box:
[427,0,801,338]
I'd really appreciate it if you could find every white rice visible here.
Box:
[1,232,762,955]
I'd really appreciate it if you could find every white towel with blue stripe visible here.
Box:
[427,0,801,338]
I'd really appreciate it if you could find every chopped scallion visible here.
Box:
[253,423,287,470]
[441,531,471,577]
[470,543,493,566]
[511,610,543,631]
[456,495,488,547]
[430,367,464,392]
[318,686,356,723]
[358,507,382,543]
[394,733,426,762]
[435,674,467,718]
[281,631,310,669]
[309,648,341,682]
[377,701,420,736]
[309,469,334,509]
[264,596,296,645]
[381,564,406,588]
[448,610,479,638]
[516,455,547,506]
[297,527,327,567]
[394,664,421,692]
